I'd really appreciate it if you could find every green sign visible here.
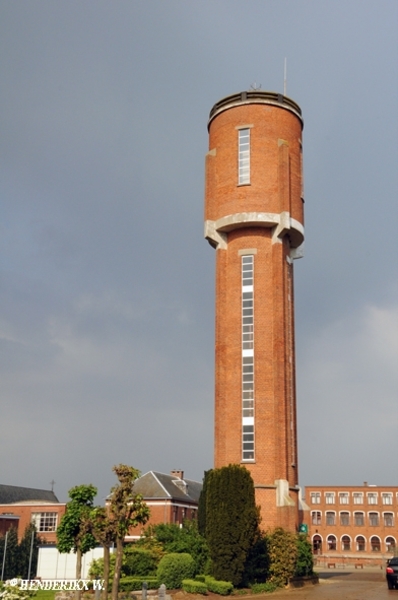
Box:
[299,523,308,533]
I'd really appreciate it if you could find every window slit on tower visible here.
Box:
[242,255,254,461]
[238,128,250,185]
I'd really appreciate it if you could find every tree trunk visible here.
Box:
[76,547,82,600]
[102,545,110,600]
[111,538,123,600]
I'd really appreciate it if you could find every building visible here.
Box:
[107,470,202,540]
[0,484,65,543]
[204,90,304,531]
[306,484,398,566]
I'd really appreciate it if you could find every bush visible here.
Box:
[195,575,206,582]
[118,577,158,591]
[182,579,208,594]
[89,553,116,580]
[123,548,159,576]
[265,528,297,587]
[250,582,278,594]
[157,553,195,589]
[294,535,314,577]
[205,576,233,595]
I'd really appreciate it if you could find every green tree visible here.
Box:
[150,521,209,575]
[108,465,150,600]
[200,465,260,587]
[86,507,117,600]
[0,527,19,580]
[294,534,314,577]
[17,524,41,579]
[266,527,297,586]
[56,484,98,598]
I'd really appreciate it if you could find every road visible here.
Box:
[252,569,394,599]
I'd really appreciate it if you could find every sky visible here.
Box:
[0,1,397,504]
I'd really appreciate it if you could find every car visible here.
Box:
[386,557,398,590]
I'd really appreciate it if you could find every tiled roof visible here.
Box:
[133,471,202,503]
[0,484,59,504]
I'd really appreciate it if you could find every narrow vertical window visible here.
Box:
[242,255,254,460]
[238,128,250,185]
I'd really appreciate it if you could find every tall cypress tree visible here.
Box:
[203,465,260,586]
[0,526,19,579]
[18,524,40,579]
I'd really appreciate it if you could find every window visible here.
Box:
[311,511,321,525]
[310,492,320,505]
[312,535,322,554]
[241,255,254,461]
[356,536,366,552]
[326,511,335,526]
[238,128,250,185]
[367,492,378,505]
[382,493,393,505]
[370,536,381,552]
[31,512,58,532]
[325,492,335,504]
[369,512,379,526]
[340,512,350,526]
[310,492,321,505]
[354,512,364,526]
[327,535,336,551]
[339,492,349,504]
[384,513,394,527]
[353,492,363,505]
[341,536,351,551]
[386,537,396,553]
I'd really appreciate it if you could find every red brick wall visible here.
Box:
[0,503,66,543]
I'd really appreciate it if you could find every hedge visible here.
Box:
[205,576,233,595]
[182,579,208,595]
[118,577,159,591]
[157,553,195,589]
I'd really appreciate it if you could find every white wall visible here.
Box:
[36,546,106,579]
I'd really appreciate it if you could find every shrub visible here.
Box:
[250,582,278,594]
[265,528,297,587]
[123,548,159,576]
[205,576,233,595]
[157,553,195,589]
[195,575,206,582]
[89,553,116,580]
[182,579,208,594]
[294,535,314,577]
[118,577,158,591]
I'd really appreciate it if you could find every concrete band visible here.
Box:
[204,211,305,256]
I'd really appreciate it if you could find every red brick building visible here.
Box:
[204,91,304,531]
[117,470,201,540]
[0,484,65,543]
[305,484,398,566]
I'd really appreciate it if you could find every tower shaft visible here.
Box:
[204,91,304,530]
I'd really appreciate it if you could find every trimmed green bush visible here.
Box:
[195,575,206,582]
[123,548,159,576]
[157,553,195,589]
[250,582,278,594]
[118,577,158,591]
[205,576,233,595]
[182,579,208,594]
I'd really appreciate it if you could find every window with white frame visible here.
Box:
[31,512,58,532]
[341,535,351,551]
[311,511,321,525]
[353,492,363,504]
[356,536,366,552]
[367,492,378,505]
[384,513,394,527]
[241,255,254,461]
[238,128,250,185]
[354,512,364,526]
[325,492,335,504]
[340,512,350,526]
[326,511,335,526]
[310,492,321,504]
[327,535,336,551]
[386,537,396,553]
[382,493,393,505]
[339,492,349,504]
[369,512,379,526]
[370,536,381,552]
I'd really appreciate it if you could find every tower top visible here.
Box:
[208,90,303,130]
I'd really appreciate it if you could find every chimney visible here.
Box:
[363,481,368,487]
[170,470,184,480]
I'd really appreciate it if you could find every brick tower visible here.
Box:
[204,91,304,531]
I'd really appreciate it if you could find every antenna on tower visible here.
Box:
[284,58,287,96]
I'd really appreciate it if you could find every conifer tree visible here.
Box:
[200,465,260,587]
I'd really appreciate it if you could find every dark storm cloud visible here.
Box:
[0,0,397,501]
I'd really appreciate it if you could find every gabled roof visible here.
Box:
[132,471,202,504]
[0,484,59,505]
